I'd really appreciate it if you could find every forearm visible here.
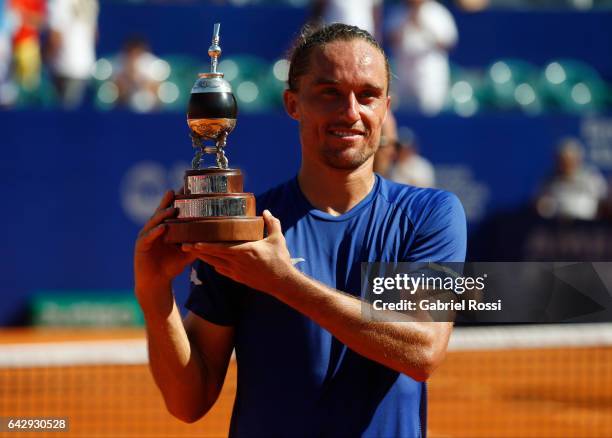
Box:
[184,211,452,380]
[136,282,209,422]
[271,269,451,381]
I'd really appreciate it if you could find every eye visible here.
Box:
[358,90,379,101]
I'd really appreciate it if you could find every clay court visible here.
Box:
[1,326,610,437]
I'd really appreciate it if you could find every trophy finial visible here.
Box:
[208,23,222,74]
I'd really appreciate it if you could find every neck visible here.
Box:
[298,158,376,216]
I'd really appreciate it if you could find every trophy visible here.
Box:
[164,23,264,243]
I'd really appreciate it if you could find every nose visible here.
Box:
[338,92,360,124]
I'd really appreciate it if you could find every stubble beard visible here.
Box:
[320,142,377,170]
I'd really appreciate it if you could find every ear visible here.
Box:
[283,89,300,121]
[382,95,391,124]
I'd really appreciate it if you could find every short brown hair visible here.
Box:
[287,23,390,94]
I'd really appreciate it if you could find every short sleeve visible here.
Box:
[407,191,467,262]
[185,260,243,326]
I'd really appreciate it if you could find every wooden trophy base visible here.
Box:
[163,168,263,243]
[165,217,264,243]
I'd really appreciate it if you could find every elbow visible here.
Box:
[404,335,449,382]
[164,393,211,424]
[172,411,203,425]
[408,361,431,382]
[409,322,453,382]
[409,356,436,382]
[408,349,444,382]
[167,403,207,424]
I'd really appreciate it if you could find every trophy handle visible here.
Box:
[215,132,229,169]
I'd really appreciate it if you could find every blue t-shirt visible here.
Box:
[186,175,467,438]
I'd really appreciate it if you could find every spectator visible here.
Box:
[0,0,13,84]
[388,127,436,188]
[46,0,99,109]
[113,36,164,112]
[9,0,45,91]
[0,0,19,106]
[388,0,458,115]
[310,0,382,39]
[536,137,607,221]
[374,111,398,177]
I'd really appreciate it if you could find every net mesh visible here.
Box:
[429,343,612,437]
[0,364,235,437]
[0,325,610,437]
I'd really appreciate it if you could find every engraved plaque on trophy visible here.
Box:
[164,23,264,243]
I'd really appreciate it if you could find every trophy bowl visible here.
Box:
[187,79,237,141]
[188,118,237,140]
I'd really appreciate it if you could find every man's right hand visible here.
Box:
[134,190,196,302]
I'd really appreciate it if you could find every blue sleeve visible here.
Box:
[406,191,467,262]
[184,260,242,326]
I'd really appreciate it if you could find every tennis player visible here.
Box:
[134,23,466,437]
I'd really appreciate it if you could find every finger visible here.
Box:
[181,243,213,253]
[213,265,234,279]
[192,241,245,254]
[136,223,166,251]
[196,253,230,268]
[182,244,233,262]
[181,243,195,252]
[263,210,283,237]
[180,252,198,265]
[155,190,175,213]
[140,207,178,235]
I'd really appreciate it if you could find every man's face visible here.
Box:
[284,39,390,171]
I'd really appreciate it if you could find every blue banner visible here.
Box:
[2,110,612,324]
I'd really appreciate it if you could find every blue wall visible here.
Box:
[3,110,612,324]
[96,4,308,61]
[450,10,612,79]
[96,4,612,79]
[2,3,612,324]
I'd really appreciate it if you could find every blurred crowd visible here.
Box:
[0,0,99,107]
[2,0,611,114]
[0,0,177,111]
[0,0,173,110]
[4,0,449,111]
[1,0,611,218]
[375,121,612,222]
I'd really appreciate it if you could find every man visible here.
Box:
[9,0,45,91]
[113,36,164,111]
[46,0,99,109]
[134,24,466,437]
[373,111,398,177]
[388,0,458,115]
[536,137,607,221]
[311,0,382,40]
[388,128,436,188]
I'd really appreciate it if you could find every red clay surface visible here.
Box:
[1,329,610,437]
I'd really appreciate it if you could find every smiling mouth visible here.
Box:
[328,129,365,138]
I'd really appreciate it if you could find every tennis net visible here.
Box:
[0,324,610,437]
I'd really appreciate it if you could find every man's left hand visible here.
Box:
[182,210,296,294]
